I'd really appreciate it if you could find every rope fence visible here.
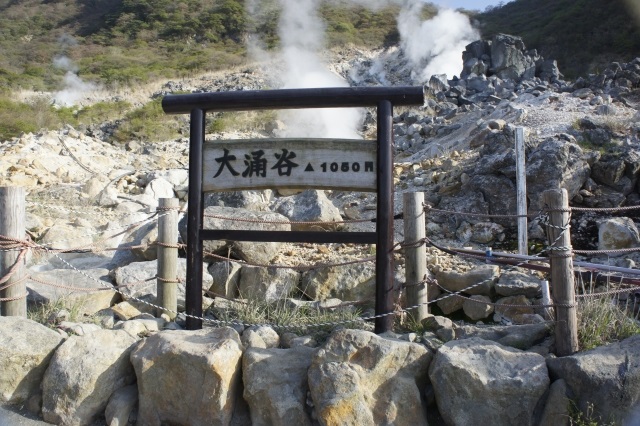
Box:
[1,190,639,346]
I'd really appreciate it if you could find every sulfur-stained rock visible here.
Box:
[131,327,243,426]
[42,329,137,425]
[308,329,431,425]
[243,346,316,426]
[429,337,549,426]
[0,317,64,404]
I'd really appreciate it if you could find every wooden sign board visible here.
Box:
[202,138,377,192]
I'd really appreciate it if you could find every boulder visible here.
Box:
[470,221,505,244]
[241,325,280,349]
[208,260,242,298]
[275,190,343,231]
[490,34,536,80]
[461,40,491,79]
[128,221,159,261]
[301,263,375,303]
[547,335,640,424]
[495,295,535,321]
[598,217,640,256]
[105,384,138,426]
[538,59,561,82]
[436,294,465,315]
[539,379,569,426]
[42,329,137,425]
[114,317,166,338]
[143,177,175,200]
[0,317,64,404]
[526,138,590,210]
[455,323,552,350]
[592,157,626,187]
[243,346,316,426]
[112,258,213,308]
[238,265,299,303]
[462,295,494,320]
[180,206,290,264]
[27,267,118,315]
[429,338,549,426]
[148,169,189,190]
[205,190,272,211]
[435,265,499,296]
[495,271,542,298]
[39,222,101,267]
[422,315,457,342]
[308,329,431,425]
[427,74,450,94]
[130,327,243,426]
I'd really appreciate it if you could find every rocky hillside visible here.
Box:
[1,20,640,425]
[0,31,636,342]
[477,0,640,78]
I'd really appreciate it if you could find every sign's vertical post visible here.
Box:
[186,108,205,330]
[375,100,394,333]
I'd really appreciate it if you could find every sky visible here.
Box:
[430,0,512,11]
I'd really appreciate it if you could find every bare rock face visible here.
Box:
[490,34,537,81]
[429,337,549,426]
[42,329,137,426]
[0,317,64,404]
[130,327,243,426]
[546,335,640,425]
[243,346,316,426]
[308,329,432,425]
[526,137,591,210]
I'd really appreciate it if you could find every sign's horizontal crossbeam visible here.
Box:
[163,86,425,114]
[200,230,377,244]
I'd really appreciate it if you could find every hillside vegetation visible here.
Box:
[0,0,404,141]
[1,0,639,142]
[0,0,401,92]
[477,0,640,78]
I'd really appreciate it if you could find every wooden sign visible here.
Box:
[202,138,377,192]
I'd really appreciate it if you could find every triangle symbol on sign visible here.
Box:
[304,163,314,172]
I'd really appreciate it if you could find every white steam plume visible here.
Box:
[52,52,98,107]
[53,55,78,73]
[53,71,98,107]
[397,2,479,82]
[248,0,364,139]
[245,0,480,134]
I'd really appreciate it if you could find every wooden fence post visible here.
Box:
[403,192,429,322]
[0,187,27,317]
[543,189,579,356]
[157,198,179,320]
[515,127,528,255]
